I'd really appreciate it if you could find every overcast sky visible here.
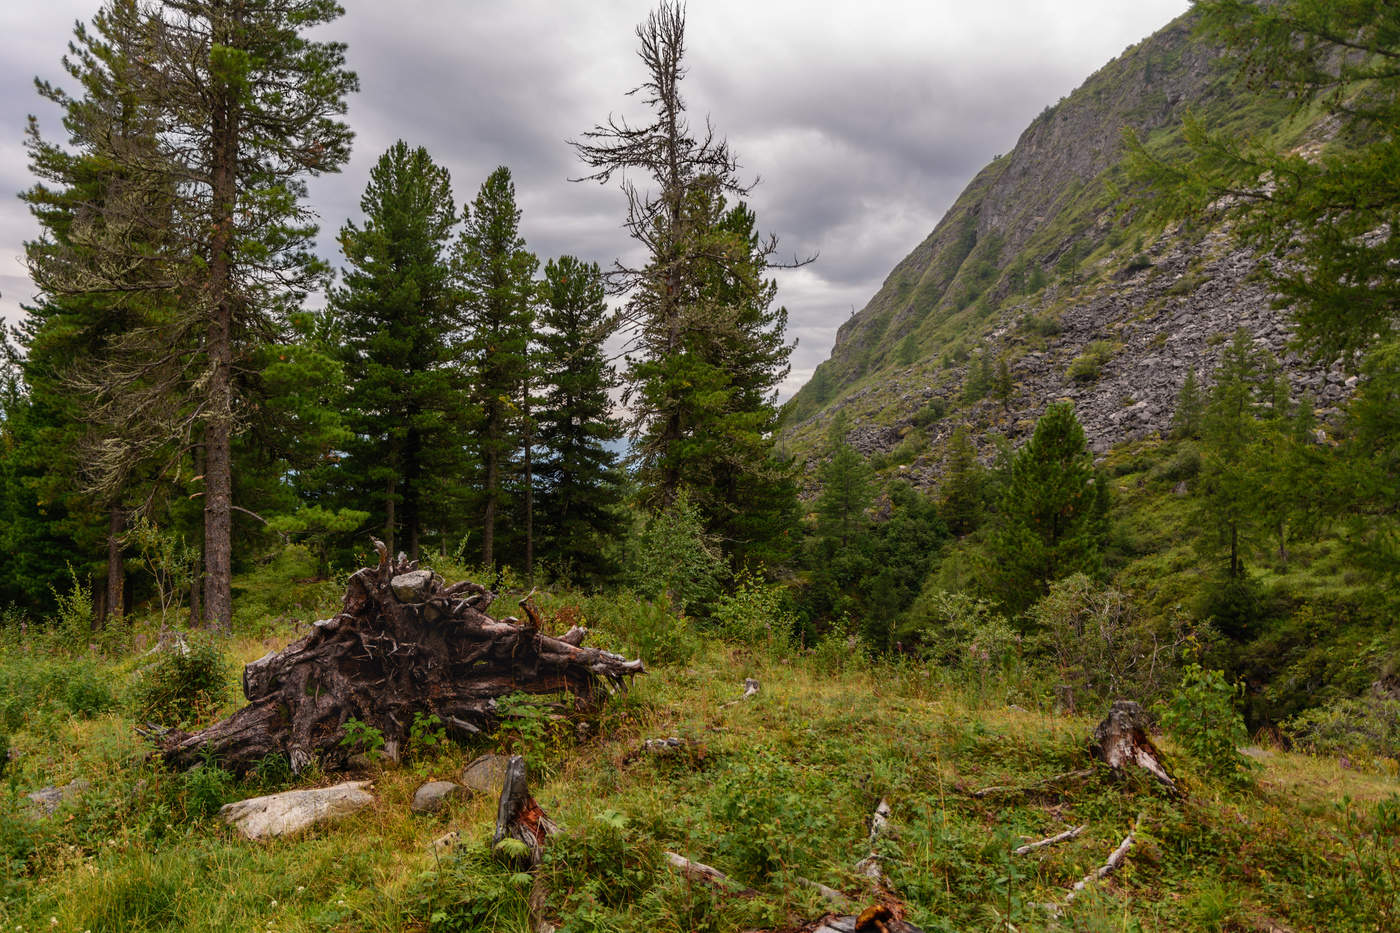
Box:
[0,0,1190,398]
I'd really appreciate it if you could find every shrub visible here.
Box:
[713,570,795,651]
[897,588,1019,678]
[1149,443,1201,483]
[1065,340,1116,383]
[1031,574,1192,707]
[1021,313,1062,338]
[708,749,836,882]
[583,590,701,667]
[1284,695,1400,760]
[130,637,230,727]
[1157,664,1253,783]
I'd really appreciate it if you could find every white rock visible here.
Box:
[221,781,374,840]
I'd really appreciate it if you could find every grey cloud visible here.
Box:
[2,0,1191,400]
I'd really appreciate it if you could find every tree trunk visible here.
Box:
[160,542,644,774]
[523,391,534,582]
[383,469,396,558]
[203,11,238,631]
[483,436,498,570]
[103,504,125,629]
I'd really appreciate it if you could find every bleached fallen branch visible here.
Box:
[1055,815,1143,911]
[720,678,761,708]
[854,797,892,881]
[1014,824,1086,856]
[665,851,744,890]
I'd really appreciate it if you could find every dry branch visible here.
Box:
[1014,824,1087,856]
[1055,815,1143,911]
[159,543,644,773]
[720,677,761,707]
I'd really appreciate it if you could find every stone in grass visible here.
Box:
[25,779,89,818]
[461,753,512,796]
[221,781,374,840]
[412,781,463,815]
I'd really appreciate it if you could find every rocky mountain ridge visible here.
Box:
[780,10,1342,481]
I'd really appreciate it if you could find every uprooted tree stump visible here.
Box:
[160,543,644,774]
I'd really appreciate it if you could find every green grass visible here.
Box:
[0,566,1397,932]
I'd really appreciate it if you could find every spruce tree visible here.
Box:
[572,2,799,564]
[987,403,1109,613]
[815,416,874,550]
[535,256,623,584]
[330,141,465,560]
[456,166,538,571]
[24,0,357,627]
[939,424,985,536]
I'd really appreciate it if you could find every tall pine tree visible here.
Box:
[24,0,357,627]
[572,2,798,564]
[535,256,623,584]
[456,166,538,571]
[330,141,466,560]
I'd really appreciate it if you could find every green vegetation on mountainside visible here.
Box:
[782,10,1309,438]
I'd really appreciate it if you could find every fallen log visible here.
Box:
[160,542,644,773]
[1058,814,1142,910]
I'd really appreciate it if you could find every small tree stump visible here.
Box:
[1091,700,1177,792]
[493,755,558,868]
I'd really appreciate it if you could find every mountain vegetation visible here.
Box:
[1,0,1398,930]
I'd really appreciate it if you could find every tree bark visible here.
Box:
[202,5,238,631]
[102,504,125,629]
[160,542,644,773]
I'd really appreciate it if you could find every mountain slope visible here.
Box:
[781,11,1344,474]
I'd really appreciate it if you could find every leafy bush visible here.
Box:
[1031,574,1192,706]
[1284,695,1400,760]
[1149,443,1201,483]
[410,711,448,757]
[130,637,230,727]
[1020,312,1062,337]
[708,749,836,882]
[583,591,701,667]
[712,570,794,651]
[340,717,386,757]
[181,761,237,820]
[897,588,1019,678]
[1065,340,1116,383]
[544,809,661,914]
[1157,664,1253,783]
[912,397,948,428]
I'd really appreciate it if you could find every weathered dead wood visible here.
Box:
[494,755,559,868]
[1013,824,1087,856]
[854,797,891,881]
[159,543,644,773]
[720,677,761,707]
[1091,700,1177,792]
[664,851,750,891]
[1059,815,1142,908]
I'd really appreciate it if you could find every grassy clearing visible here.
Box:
[1,581,1397,932]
